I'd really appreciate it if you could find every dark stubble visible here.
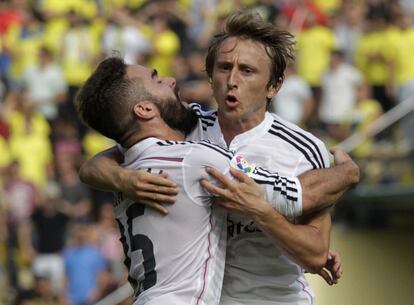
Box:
[153,88,198,136]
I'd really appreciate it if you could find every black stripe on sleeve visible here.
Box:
[253,180,297,202]
[252,167,299,202]
[254,167,298,193]
[273,120,326,168]
[201,119,215,127]
[198,142,234,160]
[155,139,233,159]
[189,103,217,122]
[268,128,319,169]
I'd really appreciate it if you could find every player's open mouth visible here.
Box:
[225,94,239,108]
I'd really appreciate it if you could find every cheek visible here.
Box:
[247,82,267,97]
[211,78,224,94]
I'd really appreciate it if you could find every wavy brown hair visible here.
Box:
[205,11,296,89]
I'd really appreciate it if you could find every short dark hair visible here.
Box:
[205,10,295,88]
[76,57,150,144]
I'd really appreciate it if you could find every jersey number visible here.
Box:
[117,204,157,295]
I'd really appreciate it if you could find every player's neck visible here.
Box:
[122,121,185,148]
[126,126,185,147]
[218,112,266,147]
[153,127,185,142]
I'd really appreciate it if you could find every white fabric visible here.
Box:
[271,75,312,124]
[319,63,362,124]
[21,64,66,119]
[117,136,303,305]
[103,25,151,65]
[187,104,330,305]
[32,254,65,294]
[117,138,228,305]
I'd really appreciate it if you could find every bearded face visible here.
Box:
[152,88,198,136]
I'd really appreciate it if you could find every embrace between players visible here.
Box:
[76,11,359,305]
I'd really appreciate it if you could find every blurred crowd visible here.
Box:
[0,0,414,304]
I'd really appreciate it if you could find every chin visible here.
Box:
[219,107,243,120]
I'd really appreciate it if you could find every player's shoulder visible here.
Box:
[189,103,218,130]
[267,113,330,169]
[189,103,218,118]
[268,113,325,145]
[157,138,233,162]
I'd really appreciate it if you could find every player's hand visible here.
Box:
[331,148,352,164]
[200,167,268,216]
[120,169,178,214]
[317,249,343,285]
[331,149,360,186]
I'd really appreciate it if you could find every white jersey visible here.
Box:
[115,137,302,305]
[187,104,331,305]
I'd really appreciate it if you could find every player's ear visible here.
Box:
[133,101,158,119]
[266,77,283,99]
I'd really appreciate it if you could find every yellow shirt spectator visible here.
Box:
[41,0,97,19]
[9,132,52,188]
[37,0,70,53]
[148,17,180,77]
[348,98,382,157]
[5,23,43,80]
[8,111,52,188]
[8,109,50,138]
[392,28,414,86]
[82,130,115,160]
[102,0,146,11]
[296,25,336,86]
[0,137,11,169]
[354,27,396,85]
[60,20,99,86]
[313,0,341,15]
[39,0,97,53]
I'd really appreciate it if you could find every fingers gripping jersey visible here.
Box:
[187,103,331,305]
[115,137,302,305]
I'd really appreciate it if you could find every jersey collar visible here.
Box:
[217,112,274,151]
[122,137,158,166]
[204,112,274,150]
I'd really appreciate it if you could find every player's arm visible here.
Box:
[298,149,359,215]
[253,148,359,216]
[256,203,331,273]
[201,168,330,272]
[317,249,343,285]
[202,148,358,219]
[79,146,178,214]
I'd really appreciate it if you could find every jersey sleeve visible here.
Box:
[229,154,303,219]
[116,143,127,155]
[250,167,302,219]
[293,135,331,176]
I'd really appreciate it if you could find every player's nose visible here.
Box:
[227,68,238,89]
[164,76,176,88]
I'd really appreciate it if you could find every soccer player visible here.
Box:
[76,57,310,305]
[80,11,359,305]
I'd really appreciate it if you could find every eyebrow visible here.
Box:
[239,63,255,71]
[151,69,158,79]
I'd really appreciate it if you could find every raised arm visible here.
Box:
[79,146,178,214]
